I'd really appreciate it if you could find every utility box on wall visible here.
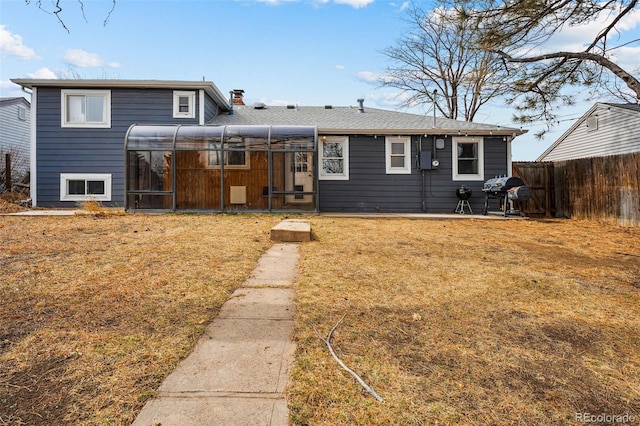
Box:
[419,151,433,170]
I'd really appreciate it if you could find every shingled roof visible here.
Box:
[210,104,525,136]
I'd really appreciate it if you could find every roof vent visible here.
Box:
[286,104,296,109]
[325,105,332,109]
[357,98,365,113]
[253,102,266,109]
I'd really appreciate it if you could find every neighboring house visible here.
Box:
[0,97,31,184]
[537,103,640,161]
[11,78,526,213]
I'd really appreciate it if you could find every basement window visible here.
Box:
[60,173,112,201]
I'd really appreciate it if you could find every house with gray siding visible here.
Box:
[537,103,640,161]
[0,97,31,184]
[11,78,526,213]
[11,79,230,207]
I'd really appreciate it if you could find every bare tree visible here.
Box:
[380,3,511,121]
[458,0,640,134]
[24,0,116,32]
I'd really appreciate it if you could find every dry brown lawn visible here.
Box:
[1,213,638,425]
[0,212,280,425]
[289,217,640,425]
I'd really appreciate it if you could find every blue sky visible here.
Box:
[1,0,639,160]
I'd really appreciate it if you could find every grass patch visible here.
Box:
[0,213,280,425]
[289,218,640,425]
[2,214,638,425]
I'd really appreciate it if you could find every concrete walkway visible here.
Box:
[132,243,300,426]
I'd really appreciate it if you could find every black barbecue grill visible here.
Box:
[454,186,473,214]
[482,176,531,216]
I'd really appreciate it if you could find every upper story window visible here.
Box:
[61,89,111,128]
[385,136,411,174]
[452,137,484,181]
[173,91,196,118]
[319,136,349,180]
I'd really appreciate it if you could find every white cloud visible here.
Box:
[64,48,119,68]
[0,80,16,89]
[27,68,58,79]
[611,45,640,71]
[256,0,298,4]
[0,25,39,60]
[0,80,28,98]
[355,70,380,82]
[250,0,372,7]
[366,91,413,109]
[390,2,410,11]
[334,65,346,70]
[334,0,374,8]
[540,7,640,53]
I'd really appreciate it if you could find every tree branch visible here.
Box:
[494,50,640,98]
[313,315,384,402]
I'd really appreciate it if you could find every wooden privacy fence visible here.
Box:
[513,152,640,226]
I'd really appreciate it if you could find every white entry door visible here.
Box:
[285,148,313,203]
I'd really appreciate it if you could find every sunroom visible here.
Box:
[125,124,318,212]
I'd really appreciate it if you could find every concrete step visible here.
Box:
[270,219,311,242]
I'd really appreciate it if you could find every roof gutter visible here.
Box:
[10,79,231,112]
[318,128,528,137]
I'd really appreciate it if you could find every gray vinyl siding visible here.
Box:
[0,99,30,178]
[35,87,202,207]
[319,136,508,213]
[541,104,640,161]
[204,92,220,122]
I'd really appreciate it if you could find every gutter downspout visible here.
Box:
[21,86,37,207]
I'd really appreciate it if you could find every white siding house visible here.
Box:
[0,97,31,182]
[537,103,640,161]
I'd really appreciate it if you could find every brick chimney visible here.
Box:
[232,89,245,105]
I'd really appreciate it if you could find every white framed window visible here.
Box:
[60,173,112,201]
[319,136,349,180]
[385,136,411,174]
[207,143,250,169]
[452,137,484,181]
[173,91,196,118]
[61,90,111,128]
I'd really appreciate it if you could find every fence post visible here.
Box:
[5,153,11,192]
[544,163,551,217]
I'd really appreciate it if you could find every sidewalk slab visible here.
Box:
[132,242,300,426]
[219,288,296,320]
[157,317,295,393]
[244,243,300,287]
[133,396,288,426]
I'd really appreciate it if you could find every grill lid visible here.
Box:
[483,176,526,193]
